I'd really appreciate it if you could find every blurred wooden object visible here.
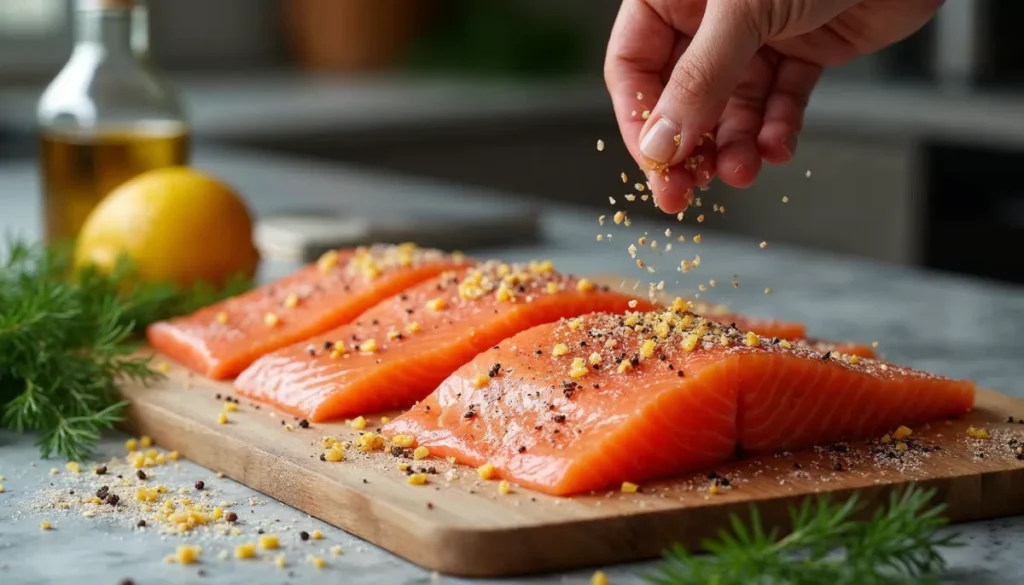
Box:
[283,0,429,71]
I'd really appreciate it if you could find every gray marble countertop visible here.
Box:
[1,146,1023,584]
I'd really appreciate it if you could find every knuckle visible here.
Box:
[667,60,716,105]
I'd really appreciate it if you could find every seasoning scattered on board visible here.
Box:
[383,310,974,496]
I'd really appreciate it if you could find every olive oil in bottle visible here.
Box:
[37,0,188,242]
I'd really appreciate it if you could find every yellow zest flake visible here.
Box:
[576,278,595,293]
[167,450,179,461]
[495,283,514,303]
[397,463,410,472]
[546,282,560,294]
[217,412,228,425]
[624,313,640,327]
[895,441,908,452]
[498,480,511,495]
[330,545,343,555]
[477,463,496,481]
[530,259,554,274]
[324,445,345,462]
[385,328,402,342]
[604,339,618,349]
[407,473,428,486]
[224,401,238,412]
[175,544,201,564]
[406,321,421,334]
[966,426,990,440]
[744,332,760,347]
[708,483,722,495]
[39,520,52,531]
[552,343,570,357]
[311,530,323,540]
[274,555,287,569]
[617,359,633,374]
[215,311,229,325]
[357,432,385,452]
[849,355,860,365]
[349,416,367,430]
[154,453,167,465]
[569,357,589,379]
[125,438,138,452]
[310,556,326,569]
[681,334,699,352]
[283,293,300,309]
[321,435,338,449]
[779,339,793,349]
[317,249,340,273]
[235,543,257,560]
[613,211,626,225]
[136,487,159,502]
[156,361,170,373]
[139,435,153,448]
[592,570,610,585]
[0,485,5,493]
[568,317,583,330]
[284,423,295,431]
[358,339,378,354]
[426,297,447,312]
[639,339,656,359]
[470,372,491,389]
[264,312,280,327]
[212,507,223,520]
[621,481,639,494]
[330,344,347,359]
[588,352,603,365]
[391,435,416,449]
[66,461,81,473]
[891,425,913,440]
[880,433,892,444]
[413,446,430,460]
[259,535,280,550]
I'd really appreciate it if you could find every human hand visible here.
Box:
[604,0,943,213]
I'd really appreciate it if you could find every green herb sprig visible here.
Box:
[645,484,959,585]
[0,239,251,460]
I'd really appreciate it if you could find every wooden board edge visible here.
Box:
[121,389,1024,578]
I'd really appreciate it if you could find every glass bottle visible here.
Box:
[36,0,189,243]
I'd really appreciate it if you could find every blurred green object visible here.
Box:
[404,0,589,77]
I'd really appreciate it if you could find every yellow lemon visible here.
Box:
[75,166,259,288]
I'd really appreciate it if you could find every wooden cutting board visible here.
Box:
[121,364,1024,578]
[118,275,1024,577]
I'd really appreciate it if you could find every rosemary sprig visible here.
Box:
[645,484,959,585]
[0,238,251,460]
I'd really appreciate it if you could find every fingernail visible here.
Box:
[782,134,798,157]
[640,117,682,164]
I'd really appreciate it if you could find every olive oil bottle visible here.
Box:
[37,0,189,242]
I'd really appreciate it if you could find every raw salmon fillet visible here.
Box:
[147,244,466,379]
[688,300,806,341]
[384,310,974,496]
[235,261,655,421]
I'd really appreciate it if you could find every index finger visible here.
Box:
[604,0,697,212]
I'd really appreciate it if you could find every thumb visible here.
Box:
[639,1,764,168]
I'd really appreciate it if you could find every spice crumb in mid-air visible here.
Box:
[596,139,605,152]
[781,196,789,203]
[759,241,768,249]
[806,170,812,178]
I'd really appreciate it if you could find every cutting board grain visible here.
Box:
[121,367,1024,577]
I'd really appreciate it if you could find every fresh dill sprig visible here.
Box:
[0,238,251,460]
[645,484,959,585]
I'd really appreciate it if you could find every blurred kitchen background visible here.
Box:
[2,0,1024,282]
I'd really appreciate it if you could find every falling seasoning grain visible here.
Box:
[764,287,772,295]
[806,170,812,178]
[781,196,789,203]
[759,241,768,249]
[596,139,605,152]
[641,110,651,120]
[620,172,628,183]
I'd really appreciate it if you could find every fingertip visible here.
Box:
[758,126,797,165]
[716,142,761,188]
[647,167,695,214]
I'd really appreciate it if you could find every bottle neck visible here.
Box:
[73,7,141,55]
